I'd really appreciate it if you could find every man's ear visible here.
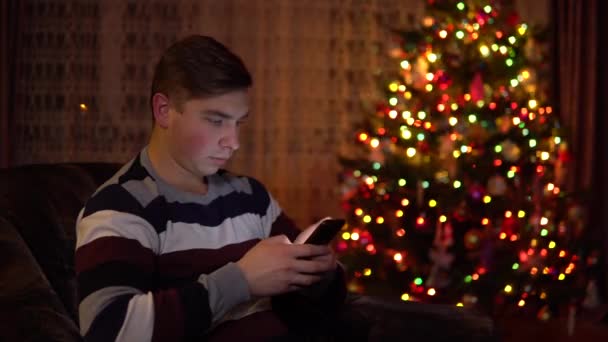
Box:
[152,93,171,128]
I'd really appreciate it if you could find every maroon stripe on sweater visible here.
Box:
[151,288,185,342]
[75,236,156,274]
[158,239,260,277]
[269,212,301,241]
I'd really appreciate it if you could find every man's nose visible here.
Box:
[220,125,240,152]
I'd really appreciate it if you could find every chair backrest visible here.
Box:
[0,163,119,339]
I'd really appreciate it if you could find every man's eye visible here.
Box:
[206,118,223,126]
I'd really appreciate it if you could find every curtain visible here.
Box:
[0,0,20,168]
[553,0,608,298]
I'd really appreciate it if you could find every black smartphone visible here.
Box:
[304,218,345,245]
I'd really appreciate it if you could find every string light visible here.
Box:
[406,147,417,157]
[480,45,490,57]
[518,24,528,35]
[394,253,403,262]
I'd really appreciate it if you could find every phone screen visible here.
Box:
[304,219,345,245]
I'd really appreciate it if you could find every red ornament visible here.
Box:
[417,141,430,153]
[501,216,519,235]
[470,72,484,102]
[506,11,520,26]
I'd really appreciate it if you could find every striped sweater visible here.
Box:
[75,148,307,341]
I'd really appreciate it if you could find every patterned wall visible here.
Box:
[12,0,547,227]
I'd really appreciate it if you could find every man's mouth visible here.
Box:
[209,157,229,164]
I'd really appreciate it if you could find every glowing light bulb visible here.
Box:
[518,24,528,35]
[394,253,403,262]
[480,45,490,57]
[342,232,351,240]
[406,147,417,157]
[504,285,513,293]
[400,60,411,69]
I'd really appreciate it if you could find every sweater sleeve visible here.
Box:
[250,177,302,241]
[75,188,250,342]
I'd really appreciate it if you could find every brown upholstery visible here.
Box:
[0,163,119,341]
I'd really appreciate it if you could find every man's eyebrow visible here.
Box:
[204,110,249,120]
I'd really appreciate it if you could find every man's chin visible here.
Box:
[199,165,220,176]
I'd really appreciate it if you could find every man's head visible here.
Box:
[149,35,252,180]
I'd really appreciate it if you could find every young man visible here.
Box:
[75,35,346,341]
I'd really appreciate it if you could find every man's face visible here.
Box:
[166,89,250,178]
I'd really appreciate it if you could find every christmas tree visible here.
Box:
[337,0,594,319]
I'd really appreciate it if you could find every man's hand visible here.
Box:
[236,235,336,297]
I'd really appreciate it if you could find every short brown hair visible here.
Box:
[150,35,252,111]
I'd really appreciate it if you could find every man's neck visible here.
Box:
[147,138,208,195]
